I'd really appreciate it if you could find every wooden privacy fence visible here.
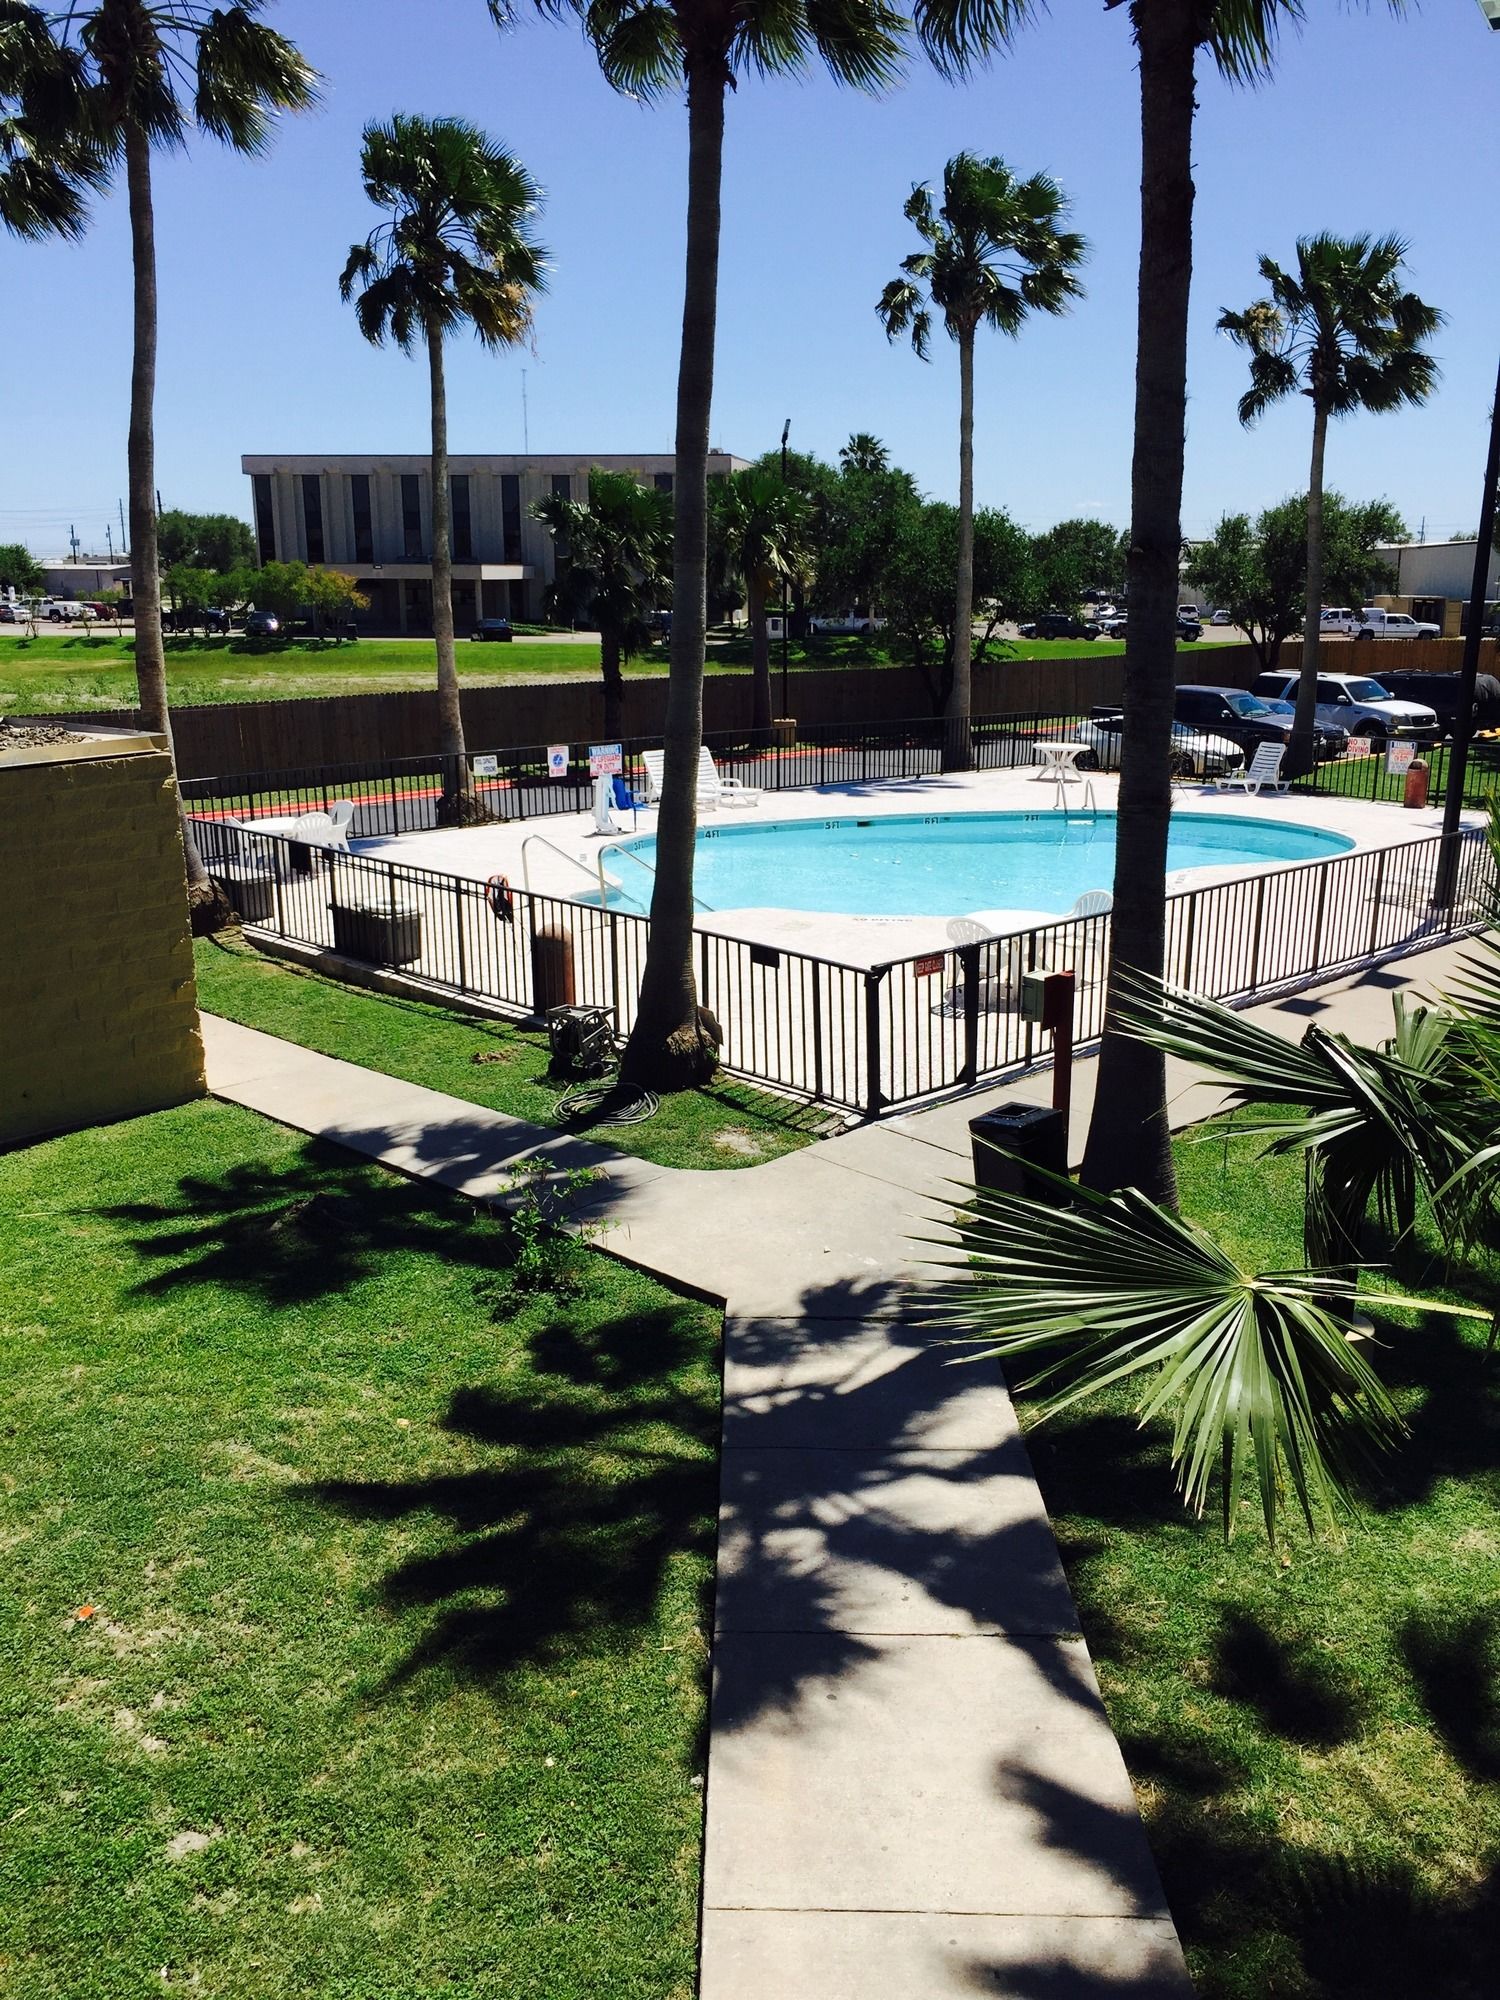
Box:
[208,819,1492,1119]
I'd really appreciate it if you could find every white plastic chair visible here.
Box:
[696,745,761,807]
[1067,889,1113,919]
[287,809,349,852]
[327,798,356,842]
[1214,742,1289,796]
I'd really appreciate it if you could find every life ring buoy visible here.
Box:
[486,873,514,923]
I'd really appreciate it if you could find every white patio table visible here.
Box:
[1031,740,1087,783]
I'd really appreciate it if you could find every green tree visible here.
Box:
[156,509,255,572]
[1028,516,1126,614]
[249,559,307,632]
[488,1,1014,1092]
[0,543,45,596]
[163,562,217,632]
[881,497,1034,713]
[812,455,921,625]
[1186,494,1404,675]
[304,566,369,638]
[1220,234,1441,775]
[877,152,1085,766]
[710,468,812,736]
[532,469,673,738]
[96,583,127,633]
[341,114,546,823]
[3,1,315,926]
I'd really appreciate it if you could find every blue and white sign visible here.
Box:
[547,744,569,779]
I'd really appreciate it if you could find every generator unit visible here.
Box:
[545,1004,616,1079]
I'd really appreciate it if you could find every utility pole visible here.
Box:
[1432,345,1500,909]
[106,525,114,561]
[779,418,791,718]
[155,488,163,517]
[118,497,127,554]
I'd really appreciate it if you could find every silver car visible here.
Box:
[1252,671,1439,743]
[1071,713,1244,777]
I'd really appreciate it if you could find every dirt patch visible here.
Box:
[710,1127,768,1160]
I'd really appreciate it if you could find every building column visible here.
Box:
[474,578,484,624]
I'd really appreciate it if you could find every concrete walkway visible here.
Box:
[198,934,1471,2000]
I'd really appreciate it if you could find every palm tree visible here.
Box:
[487,2,1010,1092]
[710,468,811,738]
[1220,235,1442,778]
[532,469,672,740]
[877,153,1085,769]
[839,432,889,475]
[341,115,545,825]
[4,1,315,926]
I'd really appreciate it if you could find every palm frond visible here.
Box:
[925,1163,1476,1542]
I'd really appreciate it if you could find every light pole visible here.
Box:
[780,414,792,720]
[1434,0,1500,906]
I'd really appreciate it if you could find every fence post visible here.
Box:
[454,877,467,992]
[1179,890,1197,991]
[1367,846,1389,957]
[864,968,884,1120]
[1310,860,1328,972]
[1246,876,1266,994]
[960,941,981,1087]
[810,962,825,1103]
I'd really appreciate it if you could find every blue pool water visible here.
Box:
[602,810,1353,918]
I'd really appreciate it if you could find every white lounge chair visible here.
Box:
[1214,742,1289,796]
[286,809,351,852]
[640,746,761,810]
[1067,889,1113,919]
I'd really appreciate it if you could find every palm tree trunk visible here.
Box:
[600,628,624,740]
[620,53,725,1090]
[1080,0,1197,1202]
[427,312,469,823]
[124,121,222,930]
[945,323,976,771]
[748,566,773,739]
[1288,403,1329,779]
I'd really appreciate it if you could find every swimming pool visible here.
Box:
[601,810,1354,918]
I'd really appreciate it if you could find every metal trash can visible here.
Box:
[531,925,575,1014]
[968,1102,1068,1202]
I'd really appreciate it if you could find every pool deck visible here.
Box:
[333,765,1471,970]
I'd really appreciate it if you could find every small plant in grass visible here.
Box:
[487,1157,601,1302]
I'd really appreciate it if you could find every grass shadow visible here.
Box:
[1210,1609,1364,1749]
[1399,1605,1500,1783]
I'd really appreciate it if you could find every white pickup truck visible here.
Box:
[1320,605,1441,639]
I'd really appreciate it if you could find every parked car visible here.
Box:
[243,609,281,639]
[470,617,514,643]
[1072,710,1244,777]
[1018,612,1098,641]
[1321,605,1441,639]
[0,602,22,623]
[1251,669,1439,743]
[1177,609,1203,642]
[1255,695,1350,757]
[1174,684,1346,762]
[41,598,95,622]
[1210,607,1232,625]
[1376,669,1477,736]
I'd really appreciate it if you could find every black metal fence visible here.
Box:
[208,820,1493,1119]
[1296,736,1500,808]
[180,709,1090,839]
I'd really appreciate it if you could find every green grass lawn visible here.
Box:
[0,1099,719,1999]
[1023,1114,1500,1999]
[1301,739,1500,809]
[3,626,1217,713]
[193,935,825,1172]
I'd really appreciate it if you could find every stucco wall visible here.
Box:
[1,734,206,1147]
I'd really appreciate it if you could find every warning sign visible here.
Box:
[588,742,623,777]
[547,744,568,779]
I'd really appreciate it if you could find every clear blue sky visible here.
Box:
[3,0,1497,558]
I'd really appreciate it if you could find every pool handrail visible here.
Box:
[521,831,617,897]
[598,840,715,911]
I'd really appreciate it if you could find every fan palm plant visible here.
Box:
[1219,235,1442,777]
[710,468,812,738]
[877,152,1085,769]
[532,469,672,740]
[931,1161,1487,1542]
[1112,969,1484,1268]
[341,115,545,825]
[839,432,890,475]
[2,0,316,925]
[486,0,1012,1091]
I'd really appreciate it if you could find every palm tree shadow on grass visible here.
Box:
[99,1139,497,1308]
[304,1306,719,1691]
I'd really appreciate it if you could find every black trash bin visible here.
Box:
[968,1102,1068,1202]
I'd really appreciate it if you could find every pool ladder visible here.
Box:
[520,831,621,899]
[1049,769,1099,824]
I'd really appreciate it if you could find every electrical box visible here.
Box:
[1019,968,1050,1023]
